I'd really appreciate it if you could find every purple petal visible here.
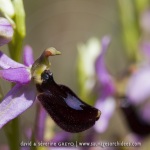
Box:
[0,67,31,84]
[50,148,79,150]
[23,45,34,67]
[0,145,9,150]
[100,36,111,54]
[126,66,150,105]
[0,51,25,69]
[139,101,150,124]
[21,147,30,150]
[51,131,72,143]
[0,81,37,129]
[95,36,115,97]
[140,10,150,33]
[0,17,13,46]
[35,103,47,141]
[94,97,116,133]
[140,42,150,58]
[24,127,32,140]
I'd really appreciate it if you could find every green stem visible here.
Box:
[5,7,25,150]
[117,0,140,62]
[3,117,20,150]
[134,0,150,14]
[0,84,3,102]
[5,33,23,149]
[30,132,37,150]
[8,31,23,61]
[2,0,26,149]
[11,117,20,149]
[30,105,38,150]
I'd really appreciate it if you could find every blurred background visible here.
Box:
[24,0,124,86]
[0,0,150,150]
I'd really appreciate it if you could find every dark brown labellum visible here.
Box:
[36,70,101,133]
[121,97,150,137]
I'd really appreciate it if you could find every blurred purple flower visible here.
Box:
[124,41,150,133]
[50,148,80,150]
[140,42,150,59]
[94,36,116,133]
[126,66,150,105]
[23,105,47,142]
[140,9,150,34]
[0,45,37,129]
[140,100,150,122]
[121,97,150,137]
[0,145,9,150]
[95,36,115,97]
[95,97,116,133]
[126,65,150,124]
[35,103,47,141]
[51,131,72,143]
[0,17,13,46]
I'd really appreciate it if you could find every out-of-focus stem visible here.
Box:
[30,103,47,150]
[0,84,3,102]
[35,103,47,141]
[135,0,150,14]
[3,117,20,150]
[117,0,140,62]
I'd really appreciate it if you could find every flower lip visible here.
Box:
[36,69,101,133]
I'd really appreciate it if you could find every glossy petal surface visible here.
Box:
[0,82,37,129]
[36,70,100,133]
[0,67,31,84]
[121,98,150,137]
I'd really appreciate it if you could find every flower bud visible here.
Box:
[0,0,15,18]
[0,17,14,46]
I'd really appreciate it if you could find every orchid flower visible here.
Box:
[77,36,115,133]
[119,35,150,138]
[94,36,116,133]
[0,46,60,129]
[0,45,100,133]
[126,42,150,125]
[77,37,100,99]
[0,0,15,18]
